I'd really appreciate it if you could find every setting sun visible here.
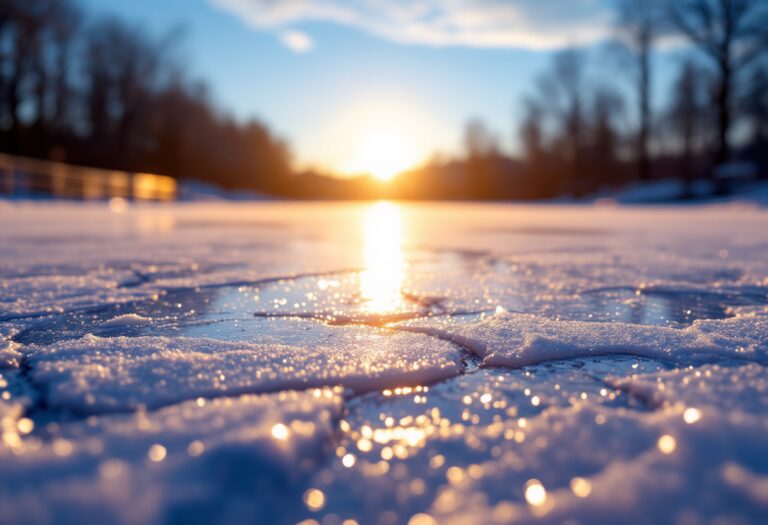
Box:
[345,125,421,181]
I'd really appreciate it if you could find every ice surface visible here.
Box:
[1,200,768,524]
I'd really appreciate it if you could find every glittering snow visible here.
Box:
[1,200,768,524]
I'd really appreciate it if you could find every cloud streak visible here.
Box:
[279,29,315,53]
[209,0,616,51]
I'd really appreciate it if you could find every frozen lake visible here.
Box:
[1,200,768,524]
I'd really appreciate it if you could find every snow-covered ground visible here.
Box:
[1,199,767,525]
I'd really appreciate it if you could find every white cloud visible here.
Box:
[209,0,616,51]
[279,29,315,52]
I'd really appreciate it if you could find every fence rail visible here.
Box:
[0,153,176,201]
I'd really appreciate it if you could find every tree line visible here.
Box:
[441,0,768,200]
[1,0,766,200]
[0,0,291,193]
[319,0,768,201]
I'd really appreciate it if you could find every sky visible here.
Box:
[75,0,684,177]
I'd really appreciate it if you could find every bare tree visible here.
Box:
[83,18,168,166]
[520,99,546,164]
[3,0,50,146]
[744,66,768,176]
[464,119,499,159]
[615,0,666,180]
[668,0,768,165]
[463,118,500,199]
[49,1,80,131]
[542,49,587,195]
[668,60,711,193]
[588,87,625,188]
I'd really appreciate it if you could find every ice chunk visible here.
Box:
[100,314,153,328]
[27,332,463,413]
[398,312,768,368]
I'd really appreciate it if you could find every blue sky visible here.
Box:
[76,0,683,175]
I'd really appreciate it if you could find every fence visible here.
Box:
[0,153,176,201]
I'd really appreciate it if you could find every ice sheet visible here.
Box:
[1,200,768,524]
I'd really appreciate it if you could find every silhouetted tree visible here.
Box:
[615,0,666,180]
[744,66,768,177]
[49,2,79,133]
[1,0,49,150]
[668,0,768,166]
[520,100,545,164]
[463,118,500,198]
[668,60,711,194]
[82,18,168,168]
[587,87,625,189]
[0,0,292,194]
[543,49,587,195]
[519,99,560,197]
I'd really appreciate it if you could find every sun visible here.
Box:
[347,126,420,181]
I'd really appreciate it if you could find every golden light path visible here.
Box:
[360,201,406,314]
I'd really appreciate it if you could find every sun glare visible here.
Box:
[360,201,405,313]
[347,126,420,181]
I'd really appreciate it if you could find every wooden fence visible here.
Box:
[0,153,176,201]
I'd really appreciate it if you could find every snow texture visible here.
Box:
[1,200,768,524]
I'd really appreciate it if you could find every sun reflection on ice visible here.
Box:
[360,201,406,314]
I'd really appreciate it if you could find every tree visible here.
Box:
[463,119,500,199]
[668,60,711,194]
[744,66,768,176]
[48,2,80,132]
[588,87,625,188]
[519,98,560,197]
[0,0,294,194]
[544,49,587,195]
[1,0,56,149]
[668,0,768,165]
[520,99,546,164]
[615,0,666,180]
